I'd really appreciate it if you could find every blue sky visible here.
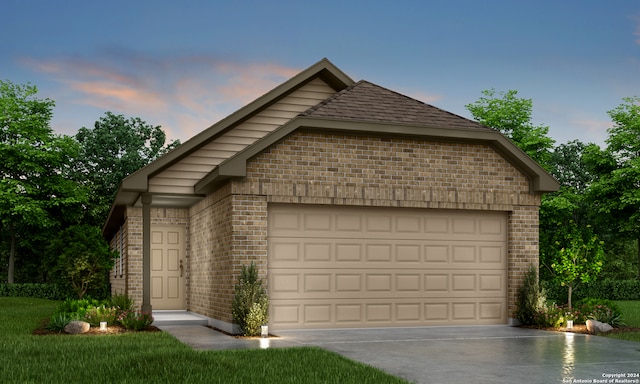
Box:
[3,0,639,147]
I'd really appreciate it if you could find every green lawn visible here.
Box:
[0,297,408,384]
[606,301,640,343]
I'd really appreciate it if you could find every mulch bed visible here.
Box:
[522,324,640,335]
[33,323,161,336]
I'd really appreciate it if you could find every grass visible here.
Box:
[604,300,640,343]
[0,297,408,384]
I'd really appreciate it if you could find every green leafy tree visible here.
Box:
[74,112,180,226]
[586,97,640,278]
[465,89,555,169]
[540,141,599,281]
[46,225,117,299]
[550,222,604,309]
[0,80,86,283]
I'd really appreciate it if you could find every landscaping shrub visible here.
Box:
[534,302,565,328]
[542,279,640,303]
[108,292,135,313]
[244,297,269,336]
[84,305,118,326]
[577,298,625,327]
[231,262,269,336]
[117,310,154,330]
[54,297,106,319]
[0,283,67,300]
[516,264,544,325]
[46,312,76,332]
[532,298,626,328]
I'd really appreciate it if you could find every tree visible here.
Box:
[46,225,117,299]
[540,141,600,281]
[74,112,180,225]
[549,222,604,309]
[465,89,555,169]
[0,80,86,283]
[586,97,640,278]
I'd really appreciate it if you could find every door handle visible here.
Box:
[179,259,183,278]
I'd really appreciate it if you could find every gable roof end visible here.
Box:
[196,80,560,195]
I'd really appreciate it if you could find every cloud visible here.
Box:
[21,52,300,141]
[400,89,443,104]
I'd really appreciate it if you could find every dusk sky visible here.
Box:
[3,0,639,147]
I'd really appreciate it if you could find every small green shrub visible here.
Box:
[46,312,77,332]
[516,265,544,325]
[108,293,135,313]
[54,297,105,318]
[244,297,269,336]
[577,298,626,327]
[534,303,565,328]
[231,262,269,336]
[84,305,118,326]
[117,310,154,330]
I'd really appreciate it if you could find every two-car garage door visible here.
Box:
[267,204,507,330]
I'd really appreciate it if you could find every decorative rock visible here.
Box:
[64,321,90,334]
[586,319,613,334]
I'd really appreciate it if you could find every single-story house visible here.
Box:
[104,58,559,333]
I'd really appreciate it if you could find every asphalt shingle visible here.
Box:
[302,80,495,131]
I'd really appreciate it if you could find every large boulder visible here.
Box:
[64,321,90,334]
[586,319,613,334]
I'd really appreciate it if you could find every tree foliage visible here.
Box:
[549,222,604,309]
[45,225,117,299]
[586,97,640,278]
[74,112,180,225]
[0,80,87,283]
[465,89,555,169]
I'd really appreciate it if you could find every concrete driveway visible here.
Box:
[274,326,640,384]
[160,324,640,384]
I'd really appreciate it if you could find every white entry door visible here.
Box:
[151,225,185,310]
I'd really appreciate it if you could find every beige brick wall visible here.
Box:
[233,131,542,321]
[114,130,543,325]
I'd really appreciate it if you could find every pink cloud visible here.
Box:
[22,53,301,141]
[401,89,443,104]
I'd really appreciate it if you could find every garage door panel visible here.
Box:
[268,205,507,329]
[271,269,505,300]
[271,238,505,268]
[269,298,508,328]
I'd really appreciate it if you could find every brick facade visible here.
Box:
[234,131,541,321]
[110,130,542,325]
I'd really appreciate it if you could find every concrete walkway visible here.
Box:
[157,322,640,384]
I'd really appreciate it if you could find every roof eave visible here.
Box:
[195,117,560,195]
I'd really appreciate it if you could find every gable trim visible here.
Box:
[119,58,354,193]
[194,116,560,194]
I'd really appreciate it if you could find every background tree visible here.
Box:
[0,80,87,283]
[585,97,640,278]
[549,221,604,309]
[466,89,555,169]
[73,112,180,226]
[540,141,598,281]
[45,225,117,299]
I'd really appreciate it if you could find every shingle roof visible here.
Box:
[302,80,494,131]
